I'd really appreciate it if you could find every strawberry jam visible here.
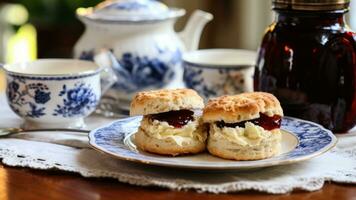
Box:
[254,6,356,132]
[150,110,194,128]
[216,113,282,131]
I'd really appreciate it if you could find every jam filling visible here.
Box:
[150,110,195,128]
[216,113,282,131]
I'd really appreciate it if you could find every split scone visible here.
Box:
[130,89,207,156]
[203,92,283,160]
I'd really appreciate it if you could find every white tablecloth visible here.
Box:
[0,94,355,194]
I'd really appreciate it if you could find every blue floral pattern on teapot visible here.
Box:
[75,0,213,100]
[80,48,181,93]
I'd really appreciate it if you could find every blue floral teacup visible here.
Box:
[183,49,256,100]
[3,59,117,129]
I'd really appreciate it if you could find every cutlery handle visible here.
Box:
[0,128,89,138]
[0,128,91,148]
[18,128,90,134]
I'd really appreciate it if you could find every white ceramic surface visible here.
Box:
[89,116,337,170]
[3,59,114,129]
[183,49,256,66]
[6,59,99,75]
[78,0,183,22]
[183,49,257,100]
[74,0,213,104]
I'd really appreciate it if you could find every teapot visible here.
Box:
[74,0,213,106]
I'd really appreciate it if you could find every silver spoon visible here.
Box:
[0,128,90,137]
[0,128,90,148]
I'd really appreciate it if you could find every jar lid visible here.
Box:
[272,0,350,11]
[76,0,185,22]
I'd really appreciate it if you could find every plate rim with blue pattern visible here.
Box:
[88,116,337,170]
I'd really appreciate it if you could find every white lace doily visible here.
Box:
[0,95,355,194]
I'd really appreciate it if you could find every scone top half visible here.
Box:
[130,88,204,116]
[203,92,284,130]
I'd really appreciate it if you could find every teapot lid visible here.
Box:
[77,0,185,22]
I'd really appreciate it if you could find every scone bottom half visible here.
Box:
[130,89,207,156]
[203,92,284,161]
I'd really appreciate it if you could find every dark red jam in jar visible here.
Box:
[216,113,282,131]
[254,0,356,132]
[150,110,195,128]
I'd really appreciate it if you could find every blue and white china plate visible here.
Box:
[89,117,337,170]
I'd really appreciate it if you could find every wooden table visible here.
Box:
[0,164,355,200]
[0,71,355,200]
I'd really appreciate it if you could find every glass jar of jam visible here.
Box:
[254,0,356,132]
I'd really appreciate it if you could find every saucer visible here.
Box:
[89,116,337,170]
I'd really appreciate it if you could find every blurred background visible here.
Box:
[0,0,355,64]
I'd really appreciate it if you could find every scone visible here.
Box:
[202,92,283,160]
[130,89,207,156]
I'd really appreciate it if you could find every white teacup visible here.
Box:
[183,49,256,100]
[3,59,116,129]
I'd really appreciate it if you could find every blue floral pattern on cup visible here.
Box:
[79,48,181,93]
[53,83,98,118]
[183,67,217,98]
[183,64,253,99]
[6,77,51,118]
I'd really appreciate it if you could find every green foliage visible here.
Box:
[14,0,102,24]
